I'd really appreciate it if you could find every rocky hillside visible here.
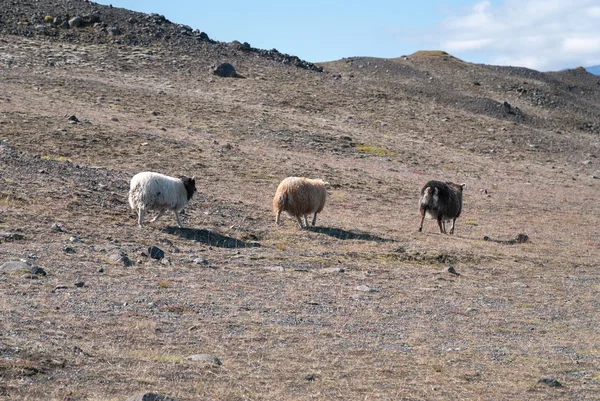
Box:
[0,0,322,71]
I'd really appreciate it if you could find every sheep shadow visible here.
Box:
[163,227,260,248]
[308,226,394,242]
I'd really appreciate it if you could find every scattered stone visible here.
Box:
[185,354,222,366]
[0,231,24,241]
[193,257,209,265]
[0,261,32,272]
[126,393,177,401]
[53,285,69,291]
[68,17,83,28]
[323,267,345,273]
[213,63,239,78]
[75,281,85,288]
[538,378,563,387]
[512,282,528,288]
[516,233,529,243]
[69,236,82,243]
[305,374,315,381]
[63,245,76,254]
[67,115,79,122]
[29,266,46,276]
[356,284,378,293]
[107,26,121,36]
[21,273,39,280]
[582,160,593,165]
[51,223,63,232]
[97,267,104,273]
[108,251,134,267]
[148,246,165,260]
[445,266,460,275]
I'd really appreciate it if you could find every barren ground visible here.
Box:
[1,5,600,400]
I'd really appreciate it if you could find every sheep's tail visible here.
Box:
[274,193,288,212]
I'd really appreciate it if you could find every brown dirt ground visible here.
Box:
[1,29,599,401]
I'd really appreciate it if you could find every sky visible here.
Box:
[94,0,600,72]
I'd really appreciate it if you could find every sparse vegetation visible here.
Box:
[0,1,599,400]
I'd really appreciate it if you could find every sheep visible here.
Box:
[128,172,196,228]
[273,177,328,228]
[418,180,465,234]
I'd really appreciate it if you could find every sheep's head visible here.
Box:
[180,175,197,201]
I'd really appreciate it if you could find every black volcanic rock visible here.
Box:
[0,0,323,72]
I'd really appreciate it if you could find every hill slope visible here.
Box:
[1,1,599,400]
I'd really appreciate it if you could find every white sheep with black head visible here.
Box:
[128,172,196,228]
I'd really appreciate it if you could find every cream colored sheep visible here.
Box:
[273,177,328,228]
[129,172,196,228]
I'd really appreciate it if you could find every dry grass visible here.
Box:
[0,34,599,401]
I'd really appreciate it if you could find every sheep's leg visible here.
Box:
[418,209,426,232]
[311,212,318,226]
[296,216,304,228]
[137,208,145,228]
[449,218,456,234]
[151,210,164,223]
[304,215,310,227]
[437,217,445,234]
[275,210,282,225]
[174,211,184,228]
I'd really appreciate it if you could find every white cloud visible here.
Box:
[562,37,600,53]
[443,38,492,52]
[428,0,600,71]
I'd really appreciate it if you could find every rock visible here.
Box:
[193,257,209,265]
[185,354,222,366]
[445,266,459,275]
[516,233,529,243]
[0,231,24,241]
[97,267,104,273]
[21,274,39,280]
[63,245,76,254]
[108,251,133,267]
[356,284,378,292]
[305,374,315,381]
[126,393,177,401]
[263,265,284,272]
[74,281,85,288]
[1,261,32,272]
[107,26,121,36]
[512,282,528,288]
[68,17,83,28]
[213,63,238,78]
[538,378,563,387]
[69,236,82,243]
[148,246,165,260]
[582,160,593,165]
[51,223,63,232]
[323,267,345,273]
[29,266,46,276]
